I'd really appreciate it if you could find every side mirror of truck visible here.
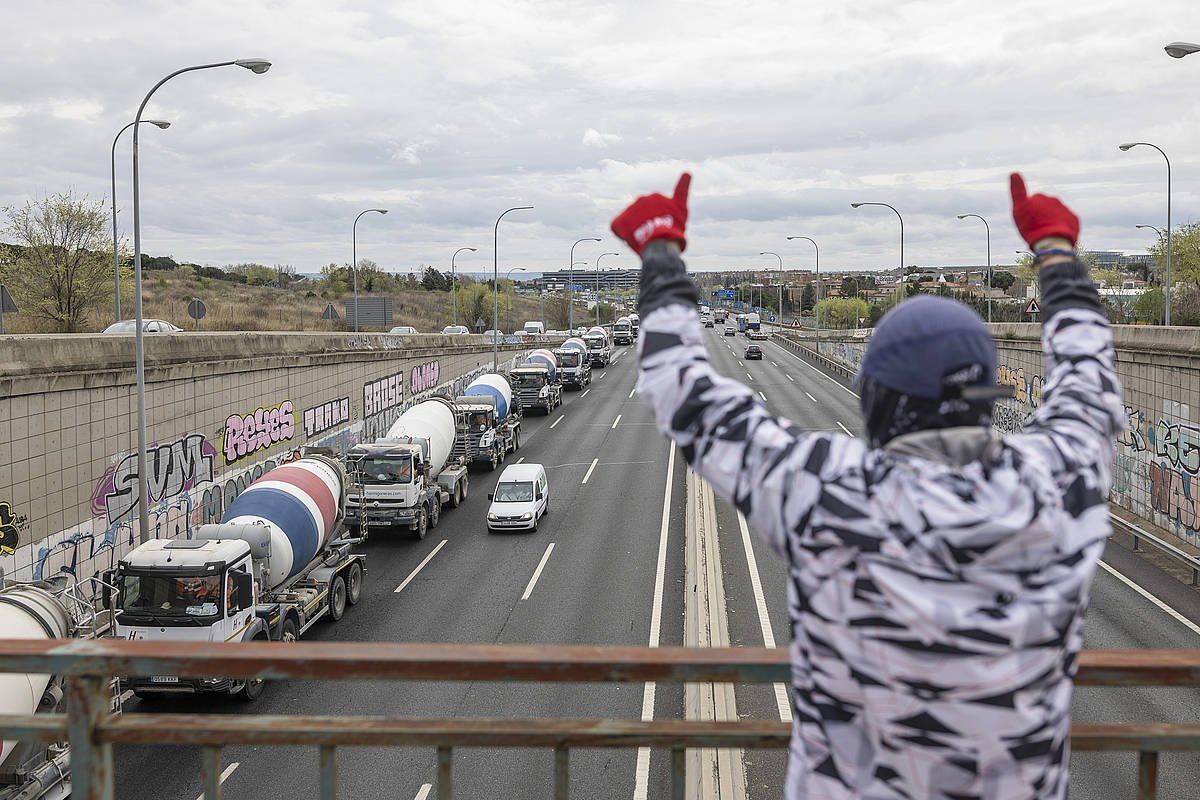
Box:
[100,569,116,610]
[415,461,427,476]
[488,493,495,501]
[234,571,254,610]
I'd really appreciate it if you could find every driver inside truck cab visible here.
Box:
[470,411,490,431]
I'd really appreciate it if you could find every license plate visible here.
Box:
[150,676,178,683]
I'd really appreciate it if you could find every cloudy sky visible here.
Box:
[2,0,1198,274]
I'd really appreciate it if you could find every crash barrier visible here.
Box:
[770,331,857,381]
[1111,515,1200,586]
[1,640,1198,799]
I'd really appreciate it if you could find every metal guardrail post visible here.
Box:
[201,745,222,800]
[1137,750,1158,800]
[437,746,453,800]
[320,745,338,800]
[554,748,569,799]
[671,747,685,800]
[67,674,114,800]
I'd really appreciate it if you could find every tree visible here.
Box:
[800,284,815,314]
[1133,288,1163,324]
[421,266,450,292]
[1148,222,1200,290]
[815,297,869,329]
[2,191,117,332]
[990,271,1016,292]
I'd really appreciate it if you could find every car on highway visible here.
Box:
[748,330,768,341]
[389,325,418,335]
[744,344,763,360]
[724,326,736,336]
[103,319,182,333]
[486,463,549,532]
[440,325,470,335]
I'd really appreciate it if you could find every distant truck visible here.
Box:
[583,326,611,367]
[629,312,640,337]
[346,397,471,537]
[555,338,592,389]
[510,349,563,414]
[714,309,728,324]
[612,316,633,345]
[522,321,546,336]
[745,312,761,333]
[453,374,523,470]
[111,455,367,701]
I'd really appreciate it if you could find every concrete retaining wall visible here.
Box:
[777,324,1200,545]
[0,332,549,592]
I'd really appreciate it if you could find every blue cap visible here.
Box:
[857,295,998,399]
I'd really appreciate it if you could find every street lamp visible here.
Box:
[493,206,533,369]
[351,209,388,331]
[568,237,601,330]
[851,202,904,273]
[1120,142,1172,324]
[1166,42,1200,58]
[596,251,618,324]
[1136,224,1167,321]
[450,246,476,327]
[111,119,169,322]
[759,251,783,326]
[129,58,270,546]
[956,213,992,323]
[786,236,820,346]
[505,267,526,332]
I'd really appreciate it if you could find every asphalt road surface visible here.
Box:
[110,329,1200,800]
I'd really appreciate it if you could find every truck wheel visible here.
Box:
[489,453,498,471]
[450,484,462,508]
[328,574,347,622]
[236,677,265,702]
[415,508,428,540]
[429,501,440,529]
[514,431,521,450]
[280,617,300,644]
[345,561,364,605]
[460,477,470,502]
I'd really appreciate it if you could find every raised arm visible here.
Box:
[1007,174,1125,511]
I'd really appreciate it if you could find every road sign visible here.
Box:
[321,303,340,321]
[0,283,17,334]
[716,289,736,300]
[769,315,777,322]
[1025,298,1041,315]
[186,298,206,332]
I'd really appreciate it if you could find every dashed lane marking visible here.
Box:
[758,392,767,402]
[581,458,600,484]
[550,415,565,429]
[515,456,525,464]
[580,389,591,398]
[746,373,754,381]
[521,543,555,600]
[805,391,816,402]
[836,421,853,436]
[414,785,432,800]
[195,762,240,800]
[786,375,794,382]
[612,414,622,429]
[393,540,448,593]
[771,341,860,399]
[628,387,637,399]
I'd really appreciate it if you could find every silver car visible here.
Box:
[103,319,182,333]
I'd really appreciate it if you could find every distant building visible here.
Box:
[1084,251,1153,270]
[541,268,641,291]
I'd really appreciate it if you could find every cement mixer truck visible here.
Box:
[452,374,523,470]
[554,337,592,390]
[109,455,367,701]
[509,349,562,414]
[584,326,611,367]
[612,316,633,345]
[345,396,471,538]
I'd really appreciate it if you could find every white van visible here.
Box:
[441,325,470,335]
[487,463,549,532]
[522,321,546,336]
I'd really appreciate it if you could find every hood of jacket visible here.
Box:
[882,426,1004,467]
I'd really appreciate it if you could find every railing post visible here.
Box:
[554,748,569,800]
[201,746,222,800]
[1133,534,1142,552]
[1137,750,1158,800]
[319,745,338,800]
[437,746,453,800]
[671,747,686,800]
[67,674,114,800]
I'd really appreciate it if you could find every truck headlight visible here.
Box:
[539,386,549,398]
[487,513,498,521]
[480,431,494,448]
[520,512,533,521]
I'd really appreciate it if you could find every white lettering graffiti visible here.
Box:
[304,397,350,439]
[363,373,404,418]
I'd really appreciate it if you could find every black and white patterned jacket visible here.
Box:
[635,242,1124,799]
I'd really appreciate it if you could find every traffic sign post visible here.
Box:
[0,284,18,335]
[1024,298,1041,318]
[321,302,340,331]
[187,297,207,331]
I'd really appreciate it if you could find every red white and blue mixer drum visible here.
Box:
[222,457,343,590]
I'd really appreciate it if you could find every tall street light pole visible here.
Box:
[851,202,904,274]
[956,213,992,323]
[111,118,170,323]
[450,245,476,327]
[786,236,820,347]
[595,251,618,325]
[351,208,388,332]
[568,237,600,331]
[1120,142,1172,324]
[130,58,270,546]
[759,251,782,325]
[494,206,533,369]
[505,267,526,332]
[1136,224,1167,322]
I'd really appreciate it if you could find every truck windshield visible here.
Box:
[118,573,223,622]
[494,481,534,502]
[358,456,414,484]
[514,373,545,387]
[586,339,603,350]
[557,352,580,367]
[468,411,491,431]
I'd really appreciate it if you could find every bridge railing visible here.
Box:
[1,640,1199,800]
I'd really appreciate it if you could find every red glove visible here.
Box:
[611,173,691,255]
[1009,173,1080,248]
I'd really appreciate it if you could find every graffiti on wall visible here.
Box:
[304,397,350,439]
[364,372,405,418]
[410,360,441,394]
[89,433,217,524]
[817,341,865,371]
[221,400,296,465]
[1,502,27,555]
[996,364,1044,409]
[1110,402,1200,543]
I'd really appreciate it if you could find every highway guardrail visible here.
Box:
[1111,514,1200,586]
[1,640,1198,799]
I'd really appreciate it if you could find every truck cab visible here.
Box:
[346,438,465,537]
[452,400,520,470]
[553,347,591,389]
[629,313,640,337]
[583,334,610,367]
[509,365,562,414]
[612,319,633,345]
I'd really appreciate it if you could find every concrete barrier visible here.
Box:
[0,332,561,593]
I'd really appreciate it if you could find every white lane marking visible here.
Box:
[612,414,622,429]
[1096,560,1200,638]
[581,458,600,484]
[414,784,432,800]
[550,415,565,429]
[596,372,606,380]
[770,361,778,367]
[393,540,448,593]
[634,443,677,800]
[746,373,754,381]
[628,387,637,399]
[736,512,792,723]
[786,375,794,382]
[195,762,240,800]
[521,542,556,600]
[771,341,860,398]
[515,456,525,464]
[580,389,591,398]
[805,391,816,402]
[611,357,620,365]
[836,421,854,436]
[758,392,767,402]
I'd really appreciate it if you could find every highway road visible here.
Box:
[110,327,1200,799]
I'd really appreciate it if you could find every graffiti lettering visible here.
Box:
[1117,406,1149,452]
[996,364,1043,409]
[90,433,216,524]
[991,403,1026,435]
[304,397,350,439]
[222,401,296,465]
[0,502,25,555]
[410,360,441,394]
[363,373,404,418]
[1155,419,1200,476]
[1149,461,1199,536]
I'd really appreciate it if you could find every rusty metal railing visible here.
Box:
[1,641,1199,800]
